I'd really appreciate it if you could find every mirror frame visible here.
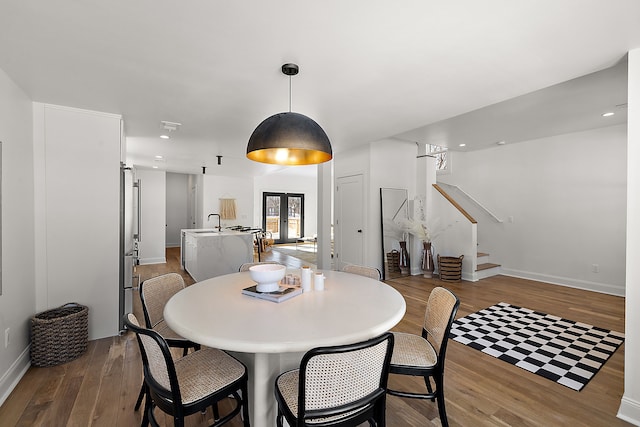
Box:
[379,187,408,280]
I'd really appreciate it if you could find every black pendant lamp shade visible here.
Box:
[246,63,333,165]
[246,111,332,165]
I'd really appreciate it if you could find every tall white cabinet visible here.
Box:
[33,103,122,340]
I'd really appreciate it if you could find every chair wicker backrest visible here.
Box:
[140,273,185,329]
[342,264,381,280]
[125,313,178,400]
[302,337,390,412]
[279,332,394,425]
[238,261,284,272]
[423,286,459,355]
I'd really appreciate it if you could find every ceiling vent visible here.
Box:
[161,121,181,132]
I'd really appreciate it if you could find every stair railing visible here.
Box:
[436,182,503,223]
[432,184,477,224]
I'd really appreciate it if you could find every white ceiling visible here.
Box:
[1,1,639,176]
[397,59,629,149]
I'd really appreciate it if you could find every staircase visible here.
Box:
[475,251,501,280]
[432,183,503,282]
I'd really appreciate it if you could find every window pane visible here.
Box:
[426,144,448,171]
[287,196,302,239]
[436,152,447,170]
[266,195,280,240]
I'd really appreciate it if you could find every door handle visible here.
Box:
[357,229,363,233]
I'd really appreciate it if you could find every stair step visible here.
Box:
[476,262,500,272]
[477,252,489,257]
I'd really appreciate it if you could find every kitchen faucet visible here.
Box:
[207,213,221,230]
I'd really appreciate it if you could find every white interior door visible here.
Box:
[335,174,364,270]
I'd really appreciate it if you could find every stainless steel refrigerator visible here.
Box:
[119,163,139,331]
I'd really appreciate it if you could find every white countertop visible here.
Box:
[183,228,250,237]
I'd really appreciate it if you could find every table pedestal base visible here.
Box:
[230,351,303,427]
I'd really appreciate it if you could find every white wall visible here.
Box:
[619,47,640,426]
[253,170,318,235]
[136,168,166,264]
[439,124,627,296]
[166,172,190,247]
[334,139,418,273]
[195,174,204,228]
[201,174,255,229]
[33,103,122,340]
[317,162,333,269]
[370,139,418,272]
[334,144,370,270]
[0,68,36,405]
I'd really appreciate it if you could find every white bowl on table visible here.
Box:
[249,264,286,292]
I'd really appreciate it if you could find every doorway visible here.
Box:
[262,192,305,244]
[335,174,364,270]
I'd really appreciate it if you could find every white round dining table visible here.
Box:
[164,269,406,427]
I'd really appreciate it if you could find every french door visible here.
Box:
[262,192,304,244]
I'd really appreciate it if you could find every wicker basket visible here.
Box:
[438,255,464,282]
[386,250,400,272]
[30,303,88,367]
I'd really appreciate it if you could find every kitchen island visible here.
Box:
[180,229,254,282]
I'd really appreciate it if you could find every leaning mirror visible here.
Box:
[380,188,408,280]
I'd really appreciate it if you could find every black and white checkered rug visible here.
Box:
[449,302,625,391]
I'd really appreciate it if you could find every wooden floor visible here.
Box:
[0,248,629,426]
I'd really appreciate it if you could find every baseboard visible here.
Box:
[500,268,624,297]
[618,396,640,426]
[427,268,474,282]
[0,345,31,407]
[138,257,167,265]
[462,271,476,282]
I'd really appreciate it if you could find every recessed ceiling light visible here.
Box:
[459,143,466,147]
[155,155,164,159]
[602,112,615,117]
[497,141,506,145]
[160,135,170,139]
[152,166,159,169]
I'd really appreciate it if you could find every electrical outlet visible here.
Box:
[4,328,9,348]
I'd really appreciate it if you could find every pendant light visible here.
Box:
[246,63,332,165]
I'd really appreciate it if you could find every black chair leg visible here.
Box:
[141,389,152,427]
[135,383,146,410]
[242,384,250,427]
[181,344,200,357]
[423,375,436,402]
[212,402,220,420]
[374,399,387,427]
[434,375,449,427]
[276,408,284,427]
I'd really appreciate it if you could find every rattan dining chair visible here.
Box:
[342,264,382,280]
[274,332,394,427]
[136,273,201,412]
[124,313,250,427]
[386,286,459,427]
[239,261,285,272]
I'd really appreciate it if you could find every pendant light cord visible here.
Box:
[288,75,292,112]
